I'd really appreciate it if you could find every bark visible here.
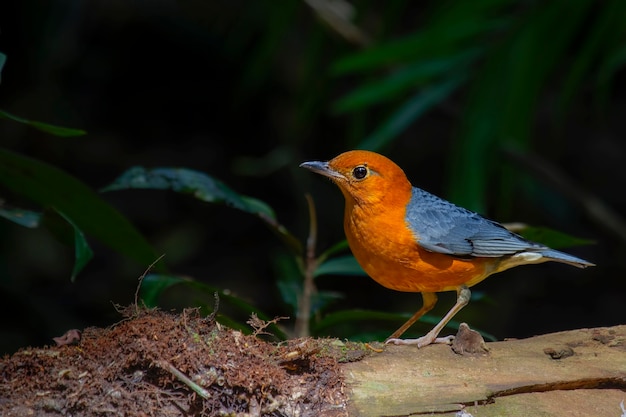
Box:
[343,325,626,416]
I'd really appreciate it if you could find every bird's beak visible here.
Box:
[299,160,345,180]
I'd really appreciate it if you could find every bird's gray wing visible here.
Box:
[405,187,545,257]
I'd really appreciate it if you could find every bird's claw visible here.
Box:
[434,335,455,344]
[385,334,455,348]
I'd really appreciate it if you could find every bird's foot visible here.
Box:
[385,334,455,348]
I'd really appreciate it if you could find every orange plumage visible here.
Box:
[300,150,594,347]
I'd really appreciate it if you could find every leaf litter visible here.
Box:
[0,307,368,416]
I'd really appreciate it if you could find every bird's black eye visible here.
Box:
[352,165,368,180]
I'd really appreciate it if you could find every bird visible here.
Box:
[300,150,594,348]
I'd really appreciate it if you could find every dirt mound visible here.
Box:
[0,308,360,416]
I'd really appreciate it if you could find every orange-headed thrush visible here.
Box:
[300,150,594,347]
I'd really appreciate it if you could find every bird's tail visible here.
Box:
[539,249,595,268]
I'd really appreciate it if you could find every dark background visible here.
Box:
[1,0,624,355]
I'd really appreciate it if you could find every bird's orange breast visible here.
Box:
[343,199,495,293]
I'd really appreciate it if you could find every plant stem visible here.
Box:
[295,194,318,338]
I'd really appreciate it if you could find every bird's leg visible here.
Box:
[386,286,471,348]
[386,292,437,341]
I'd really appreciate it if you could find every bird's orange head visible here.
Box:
[300,150,412,207]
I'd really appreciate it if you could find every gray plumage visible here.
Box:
[404,187,593,268]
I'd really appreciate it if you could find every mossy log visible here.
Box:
[343,325,626,416]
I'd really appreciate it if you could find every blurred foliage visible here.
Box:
[0,152,593,341]
[102,166,300,252]
[0,109,86,137]
[0,0,622,353]
[510,225,595,249]
[330,0,626,213]
[0,148,162,279]
[103,166,375,338]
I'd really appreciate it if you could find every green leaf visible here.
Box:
[331,13,505,75]
[332,0,509,76]
[310,290,344,313]
[236,1,299,96]
[0,110,86,137]
[141,274,254,312]
[104,166,275,218]
[314,255,366,277]
[313,309,424,334]
[0,207,41,228]
[103,166,302,253]
[35,209,94,281]
[140,273,184,307]
[514,225,595,249]
[276,278,300,313]
[449,1,592,213]
[357,75,465,151]
[0,148,161,270]
[557,0,625,116]
[274,252,303,311]
[317,240,350,264]
[141,273,287,339]
[0,205,95,280]
[56,211,94,282]
[333,48,482,113]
